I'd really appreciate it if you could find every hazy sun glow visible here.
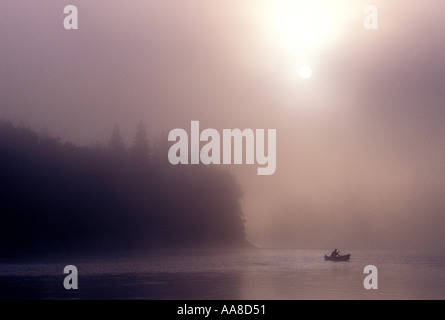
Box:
[254,0,357,56]
[299,65,312,79]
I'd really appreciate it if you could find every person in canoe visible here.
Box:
[325,250,350,261]
[330,248,341,258]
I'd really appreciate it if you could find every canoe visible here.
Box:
[324,254,350,261]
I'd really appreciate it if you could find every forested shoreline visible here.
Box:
[0,121,246,256]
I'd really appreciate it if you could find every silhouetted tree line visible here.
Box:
[0,121,246,256]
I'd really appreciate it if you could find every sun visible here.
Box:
[299,65,313,79]
[250,1,358,82]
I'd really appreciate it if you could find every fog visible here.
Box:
[1,1,445,251]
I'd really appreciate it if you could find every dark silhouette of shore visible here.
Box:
[0,121,246,256]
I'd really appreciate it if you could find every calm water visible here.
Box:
[0,249,444,300]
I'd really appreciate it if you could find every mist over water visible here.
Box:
[2,2,445,304]
[1,249,444,300]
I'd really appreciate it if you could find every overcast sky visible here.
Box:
[2,1,445,251]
